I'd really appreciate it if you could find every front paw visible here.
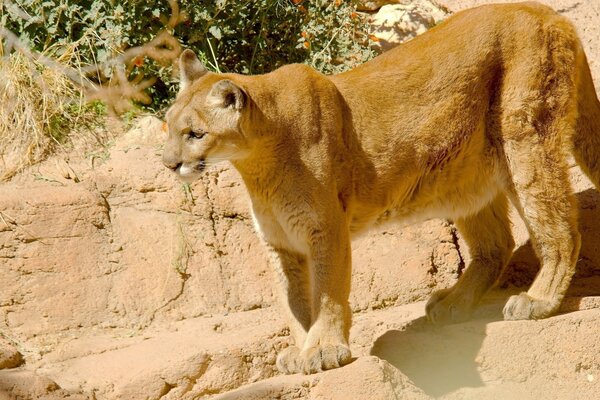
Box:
[503,292,558,320]
[426,287,473,325]
[276,346,301,374]
[300,344,352,374]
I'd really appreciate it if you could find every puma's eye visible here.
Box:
[188,130,206,139]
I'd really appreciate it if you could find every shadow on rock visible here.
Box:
[370,312,494,398]
[371,188,600,397]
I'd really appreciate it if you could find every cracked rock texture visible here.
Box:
[1,1,599,399]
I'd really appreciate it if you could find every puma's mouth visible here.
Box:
[176,160,205,183]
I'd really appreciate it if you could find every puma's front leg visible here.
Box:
[300,224,353,374]
[269,247,313,374]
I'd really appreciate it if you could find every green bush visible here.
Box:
[2,0,375,111]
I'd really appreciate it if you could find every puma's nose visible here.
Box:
[163,160,182,171]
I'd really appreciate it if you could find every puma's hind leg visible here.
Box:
[427,194,515,325]
[502,136,581,320]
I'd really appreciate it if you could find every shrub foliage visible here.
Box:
[2,0,375,110]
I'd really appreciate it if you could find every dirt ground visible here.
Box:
[1,1,599,399]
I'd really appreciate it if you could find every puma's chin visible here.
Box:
[177,161,205,183]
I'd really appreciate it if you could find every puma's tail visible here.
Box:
[573,50,600,189]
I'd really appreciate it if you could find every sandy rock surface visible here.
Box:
[370,1,449,51]
[1,1,599,399]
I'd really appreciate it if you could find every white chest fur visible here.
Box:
[250,202,311,256]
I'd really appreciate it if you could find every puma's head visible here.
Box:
[162,49,250,183]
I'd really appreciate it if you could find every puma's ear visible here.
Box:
[179,49,207,91]
[206,79,246,110]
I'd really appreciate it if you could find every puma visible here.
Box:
[162,2,600,374]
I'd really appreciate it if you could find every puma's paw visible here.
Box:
[300,344,352,374]
[426,288,473,325]
[503,292,558,320]
[276,346,301,374]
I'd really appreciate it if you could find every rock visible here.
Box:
[0,369,89,400]
[211,356,429,400]
[351,220,462,312]
[0,338,23,369]
[370,2,449,51]
[0,184,114,339]
[35,309,287,399]
[358,0,399,12]
[114,115,167,150]
[309,356,429,400]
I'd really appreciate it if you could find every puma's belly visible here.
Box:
[393,163,503,223]
[349,154,503,235]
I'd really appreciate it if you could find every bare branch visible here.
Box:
[3,0,36,22]
[1,0,188,114]
[0,28,97,90]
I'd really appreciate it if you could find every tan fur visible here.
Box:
[162,2,600,374]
